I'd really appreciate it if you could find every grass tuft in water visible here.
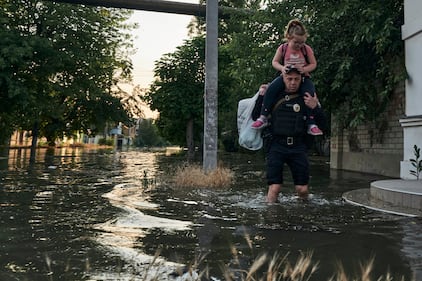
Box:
[135,247,407,281]
[198,251,404,281]
[172,163,234,188]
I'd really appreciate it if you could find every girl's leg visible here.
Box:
[300,77,323,135]
[261,76,285,116]
[300,76,315,97]
[252,76,285,129]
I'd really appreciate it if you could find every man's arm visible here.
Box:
[304,93,328,132]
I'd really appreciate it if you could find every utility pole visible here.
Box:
[50,0,222,171]
[203,0,218,172]
[49,0,237,17]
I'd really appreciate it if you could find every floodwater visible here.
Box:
[0,147,421,281]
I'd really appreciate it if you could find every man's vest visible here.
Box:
[270,94,307,137]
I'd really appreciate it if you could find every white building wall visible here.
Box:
[400,0,422,180]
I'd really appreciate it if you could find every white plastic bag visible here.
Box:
[237,92,263,150]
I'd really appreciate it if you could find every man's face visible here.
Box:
[283,72,302,93]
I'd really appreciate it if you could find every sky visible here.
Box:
[128,0,199,89]
[124,0,199,118]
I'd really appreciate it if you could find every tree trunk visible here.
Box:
[186,118,195,161]
[0,136,10,169]
[46,136,56,147]
[30,122,39,164]
[19,130,24,145]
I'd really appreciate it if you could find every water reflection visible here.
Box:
[0,148,420,280]
[90,150,194,279]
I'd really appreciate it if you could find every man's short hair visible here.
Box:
[285,65,301,75]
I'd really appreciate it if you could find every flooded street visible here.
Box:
[0,147,421,280]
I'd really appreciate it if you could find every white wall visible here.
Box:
[400,0,422,180]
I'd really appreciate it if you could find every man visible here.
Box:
[262,65,326,203]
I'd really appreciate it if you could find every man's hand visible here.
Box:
[258,84,269,96]
[304,92,320,109]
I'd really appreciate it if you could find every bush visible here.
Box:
[98,138,114,146]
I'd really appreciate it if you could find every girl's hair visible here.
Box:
[284,19,308,39]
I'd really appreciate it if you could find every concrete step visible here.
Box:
[343,179,422,217]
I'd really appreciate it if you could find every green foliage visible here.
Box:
[307,0,405,128]
[144,34,235,149]
[139,0,405,150]
[98,138,114,146]
[135,119,166,147]
[0,0,135,145]
[409,145,422,180]
[225,0,405,130]
[144,36,206,146]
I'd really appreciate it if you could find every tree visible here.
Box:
[135,118,165,147]
[224,0,405,130]
[306,0,405,128]
[144,36,206,160]
[0,0,39,144]
[143,0,404,156]
[144,34,235,158]
[118,85,146,120]
[0,0,136,147]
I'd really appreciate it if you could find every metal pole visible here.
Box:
[62,0,205,16]
[203,0,218,172]
[50,0,241,17]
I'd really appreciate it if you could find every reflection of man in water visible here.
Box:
[263,66,327,202]
[197,206,221,251]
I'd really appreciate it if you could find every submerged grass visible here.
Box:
[134,233,406,281]
[138,250,406,281]
[172,163,234,188]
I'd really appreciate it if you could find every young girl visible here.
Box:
[251,19,323,136]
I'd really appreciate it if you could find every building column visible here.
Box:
[400,0,422,180]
